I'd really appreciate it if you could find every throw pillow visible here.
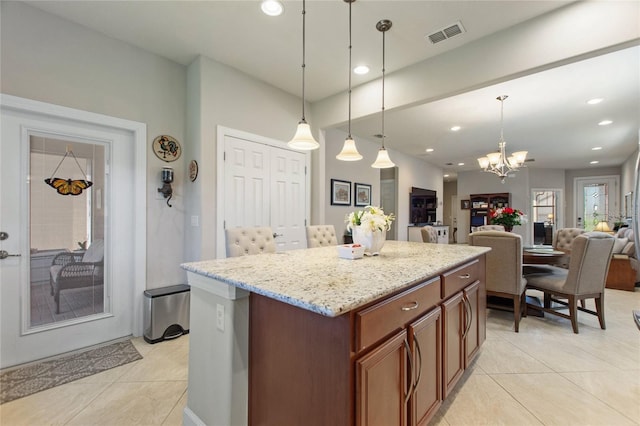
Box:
[622,241,635,257]
[612,237,628,254]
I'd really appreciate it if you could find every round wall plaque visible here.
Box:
[189,160,199,182]
[152,135,181,162]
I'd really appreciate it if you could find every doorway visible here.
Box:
[0,95,146,368]
[574,176,620,231]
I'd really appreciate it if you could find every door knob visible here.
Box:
[0,250,21,259]
[272,233,283,238]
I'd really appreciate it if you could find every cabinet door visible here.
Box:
[408,307,442,426]
[356,330,409,426]
[441,292,464,398]
[464,281,481,366]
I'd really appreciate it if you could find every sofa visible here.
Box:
[606,227,639,290]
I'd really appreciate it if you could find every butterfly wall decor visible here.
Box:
[44,178,93,196]
[44,147,93,196]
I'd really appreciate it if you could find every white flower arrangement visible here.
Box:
[346,205,395,234]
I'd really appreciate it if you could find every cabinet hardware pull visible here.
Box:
[462,294,472,338]
[401,301,419,311]
[413,332,423,393]
[458,273,471,279]
[403,339,414,404]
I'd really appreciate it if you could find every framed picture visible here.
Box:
[331,179,351,205]
[354,183,372,207]
[461,199,470,210]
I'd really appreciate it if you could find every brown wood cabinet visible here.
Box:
[248,257,486,426]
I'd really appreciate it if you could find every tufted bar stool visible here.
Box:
[225,227,276,258]
[552,228,586,268]
[306,225,338,248]
[421,226,438,243]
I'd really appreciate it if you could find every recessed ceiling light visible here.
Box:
[425,148,434,153]
[587,98,604,105]
[450,126,461,132]
[444,174,450,177]
[261,0,283,16]
[457,162,465,166]
[590,160,599,164]
[598,120,613,126]
[353,65,369,75]
[592,146,602,151]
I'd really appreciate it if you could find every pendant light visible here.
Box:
[371,19,395,169]
[288,0,319,151]
[336,0,362,161]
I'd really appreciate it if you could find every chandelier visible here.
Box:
[477,95,527,183]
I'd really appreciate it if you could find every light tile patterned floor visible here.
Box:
[1,288,639,425]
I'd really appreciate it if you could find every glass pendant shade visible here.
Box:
[288,121,319,150]
[478,157,490,169]
[371,147,395,168]
[288,0,319,151]
[336,137,362,161]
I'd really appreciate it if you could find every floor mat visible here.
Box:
[0,340,142,404]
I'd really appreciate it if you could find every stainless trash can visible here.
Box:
[143,284,190,344]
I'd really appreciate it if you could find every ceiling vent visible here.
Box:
[426,21,465,45]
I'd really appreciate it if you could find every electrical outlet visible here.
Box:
[216,303,225,331]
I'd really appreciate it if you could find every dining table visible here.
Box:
[522,247,568,266]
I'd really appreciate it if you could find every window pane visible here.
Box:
[29,136,106,327]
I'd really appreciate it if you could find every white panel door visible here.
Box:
[224,136,270,229]
[222,132,308,255]
[0,96,142,368]
[270,148,306,251]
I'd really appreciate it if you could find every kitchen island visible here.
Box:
[182,241,489,426]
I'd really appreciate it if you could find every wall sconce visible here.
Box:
[158,167,173,207]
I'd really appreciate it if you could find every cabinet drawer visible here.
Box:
[442,259,480,299]
[356,277,441,353]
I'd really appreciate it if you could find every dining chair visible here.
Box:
[225,227,276,257]
[420,225,438,243]
[552,227,586,268]
[476,224,506,232]
[524,232,615,333]
[306,225,338,248]
[468,230,527,332]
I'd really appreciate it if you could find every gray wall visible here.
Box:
[185,55,306,261]
[1,2,187,289]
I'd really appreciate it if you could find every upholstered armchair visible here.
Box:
[49,239,104,314]
[306,225,338,248]
[468,230,527,332]
[420,226,438,243]
[525,232,615,333]
[225,227,276,257]
[476,224,506,232]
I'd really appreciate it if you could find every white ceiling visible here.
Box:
[25,1,640,179]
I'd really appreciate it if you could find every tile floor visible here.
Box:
[1,288,639,425]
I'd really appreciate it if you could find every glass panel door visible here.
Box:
[29,136,106,328]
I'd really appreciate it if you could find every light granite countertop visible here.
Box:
[181,241,489,317]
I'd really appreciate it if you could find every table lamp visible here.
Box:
[594,221,611,232]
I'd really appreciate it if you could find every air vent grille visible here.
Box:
[426,21,465,44]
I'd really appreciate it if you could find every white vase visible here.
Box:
[352,227,386,256]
